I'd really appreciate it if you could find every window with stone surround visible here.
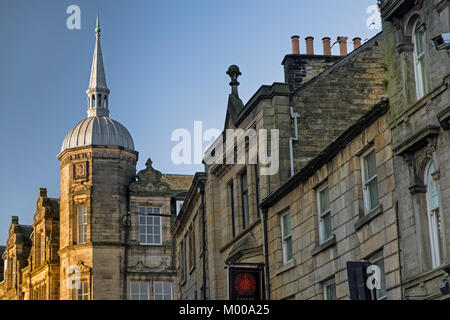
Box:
[241,170,249,229]
[138,207,162,245]
[323,278,337,300]
[425,160,443,269]
[228,180,236,237]
[11,256,15,288]
[281,211,293,265]
[77,206,88,244]
[317,184,332,243]
[154,282,173,300]
[361,148,379,214]
[412,20,428,99]
[130,281,149,300]
[254,164,260,217]
[188,225,195,271]
[40,232,45,264]
[2,256,6,281]
[368,251,387,300]
[181,237,187,282]
[72,280,89,300]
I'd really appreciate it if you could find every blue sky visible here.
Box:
[0,0,380,244]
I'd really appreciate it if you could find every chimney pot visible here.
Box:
[11,216,19,225]
[291,35,300,54]
[337,36,348,56]
[353,37,362,50]
[322,37,331,56]
[305,36,314,55]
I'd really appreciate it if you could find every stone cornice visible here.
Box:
[392,125,441,155]
[380,0,415,21]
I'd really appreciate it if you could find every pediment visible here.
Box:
[129,158,171,194]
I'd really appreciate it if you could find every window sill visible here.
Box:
[311,234,336,256]
[355,205,383,230]
[275,259,296,276]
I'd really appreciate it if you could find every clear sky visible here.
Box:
[0,0,380,244]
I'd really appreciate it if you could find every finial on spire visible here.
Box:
[227,65,241,97]
[95,14,101,34]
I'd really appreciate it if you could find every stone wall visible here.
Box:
[264,109,401,300]
[290,33,387,171]
[381,0,450,300]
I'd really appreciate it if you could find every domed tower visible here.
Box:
[57,16,138,300]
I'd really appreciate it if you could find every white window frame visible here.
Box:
[77,206,88,244]
[317,184,332,244]
[130,281,149,300]
[154,282,173,300]
[361,148,379,214]
[424,160,443,269]
[281,211,293,265]
[77,281,89,300]
[412,20,427,99]
[323,278,336,300]
[138,207,162,245]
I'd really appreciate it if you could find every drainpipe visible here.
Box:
[261,207,270,300]
[289,107,300,177]
[198,182,207,300]
[122,185,132,300]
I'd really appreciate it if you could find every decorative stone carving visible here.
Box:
[402,153,426,194]
[127,260,174,273]
[73,162,88,180]
[129,158,171,194]
[69,183,91,195]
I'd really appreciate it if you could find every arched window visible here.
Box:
[91,95,95,108]
[104,95,108,108]
[425,160,443,268]
[97,94,101,108]
[412,21,428,99]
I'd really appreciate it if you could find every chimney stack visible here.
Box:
[291,35,300,54]
[322,37,331,56]
[337,36,348,56]
[353,37,361,50]
[305,36,314,55]
[11,216,19,225]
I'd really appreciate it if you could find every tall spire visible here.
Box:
[86,14,110,118]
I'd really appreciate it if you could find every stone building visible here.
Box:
[0,18,192,300]
[171,32,388,299]
[380,0,450,299]
[259,100,402,300]
[20,188,60,300]
[171,173,207,300]
[0,217,32,300]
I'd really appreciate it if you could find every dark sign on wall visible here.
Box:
[346,261,372,300]
[228,267,263,300]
